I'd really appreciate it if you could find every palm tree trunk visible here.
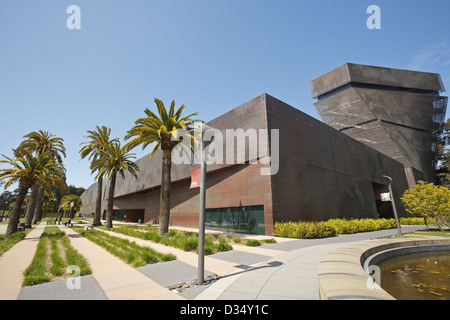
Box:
[24,183,39,228]
[94,177,103,226]
[5,186,29,238]
[159,148,172,236]
[32,185,45,224]
[106,171,117,229]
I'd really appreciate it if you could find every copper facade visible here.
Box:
[311,63,448,185]
[83,94,421,235]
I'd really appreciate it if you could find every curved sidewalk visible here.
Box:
[195,241,350,300]
[195,225,427,300]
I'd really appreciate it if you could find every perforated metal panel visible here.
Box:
[311,64,448,184]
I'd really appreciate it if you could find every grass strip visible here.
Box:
[22,226,91,286]
[60,235,91,275]
[76,228,176,267]
[110,226,234,255]
[0,231,28,257]
[22,233,50,286]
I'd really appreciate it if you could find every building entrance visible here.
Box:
[125,209,145,223]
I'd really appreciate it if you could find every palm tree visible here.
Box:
[90,141,139,228]
[59,194,82,219]
[124,98,198,236]
[20,130,66,227]
[40,190,57,219]
[79,126,119,226]
[20,130,66,162]
[0,149,66,238]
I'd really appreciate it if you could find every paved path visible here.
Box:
[1,222,426,300]
[54,225,183,300]
[0,223,46,300]
[195,242,350,300]
[99,228,289,279]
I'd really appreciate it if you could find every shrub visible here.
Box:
[273,221,336,239]
[323,219,358,234]
[182,236,198,252]
[400,217,427,225]
[232,237,242,244]
[215,237,233,252]
[245,239,261,247]
[274,218,401,239]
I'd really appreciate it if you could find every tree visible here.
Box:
[20,130,66,226]
[436,119,450,188]
[20,130,66,163]
[0,190,15,219]
[59,194,82,219]
[41,190,57,218]
[0,149,66,238]
[90,141,139,228]
[79,126,119,226]
[49,184,85,214]
[401,181,450,231]
[124,98,198,236]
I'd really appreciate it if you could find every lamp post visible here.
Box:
[382,175,402,236]
[70,201,74,219]
[198,124,215,285]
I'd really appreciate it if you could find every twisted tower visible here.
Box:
[311,63,448,186]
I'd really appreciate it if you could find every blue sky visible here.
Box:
[1,0,449,189]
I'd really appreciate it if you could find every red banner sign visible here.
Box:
[190,167,201,189]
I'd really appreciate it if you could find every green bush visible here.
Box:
[245,239,261,247]
[216,236,233,252]
[323,218,397,235]
[274,218,402,239]
[273,221,336,239]
[399,217,427,225]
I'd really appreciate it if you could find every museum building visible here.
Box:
[80,63,448,235]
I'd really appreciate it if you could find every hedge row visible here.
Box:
[273,221,337,239]
[273,218,400,239]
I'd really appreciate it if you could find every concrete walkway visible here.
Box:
[1,223,427,300]
[55,225,183,300]
[195,242,350,300]
[0,222,46,300]
[98,228,289,278]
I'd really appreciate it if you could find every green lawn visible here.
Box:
[399,229,450,238]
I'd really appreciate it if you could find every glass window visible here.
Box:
[205,205,265,235]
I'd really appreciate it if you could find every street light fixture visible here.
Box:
[70,201,74,219]
[382,175,402,236]
[197,124,215,285]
